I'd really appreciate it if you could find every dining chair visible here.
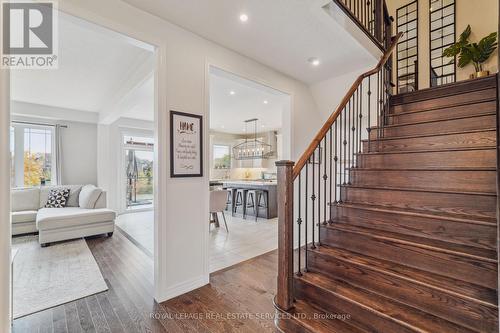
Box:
[210,190,229,232]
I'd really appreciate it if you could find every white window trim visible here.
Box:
[10,122,57,188]
[119,128,154,214]
[212,144,231,169]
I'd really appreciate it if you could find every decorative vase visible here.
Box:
[476,70,490,78]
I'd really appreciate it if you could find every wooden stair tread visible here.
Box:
[296,272,472,333]
[277,300,366,333]
[340,184,496,196]
[358,146,495,155]
[361,127,496,142]
[336,202,497,225]
[308,245,498,306]
[373,111,495,129]
[388,97,496,115]
[324,220,497,261]
[390,75,496,105]
[323,222,497,262]
[347,166,497,171]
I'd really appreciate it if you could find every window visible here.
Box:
[430,0,456,86]
[123,135,154,209]
[10,123,55,188]
[396,1,418,93]
[213,145,231,169]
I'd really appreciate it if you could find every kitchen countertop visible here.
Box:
[221,180,277,186]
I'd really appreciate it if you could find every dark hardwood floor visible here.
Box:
[12,231,280,333]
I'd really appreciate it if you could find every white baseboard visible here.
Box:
[155,274,209,303]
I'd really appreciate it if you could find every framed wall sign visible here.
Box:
[170,110,203,177]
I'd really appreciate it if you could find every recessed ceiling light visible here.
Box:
[229,90,236,95]
[261,125,266,128]
[263,100,268,104]
[220,125,225,129]
[308,57,320,66]
[239,14,249,22]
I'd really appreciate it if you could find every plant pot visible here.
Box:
[476,70,490,78]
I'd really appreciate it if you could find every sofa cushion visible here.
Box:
[36,207,116,230]
[11,188,40,212]
[11,210,37,224]
[79,185,102,209]
[40,185,83,208]
[45,188,71,208]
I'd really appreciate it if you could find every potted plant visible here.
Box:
[443,25,498,78]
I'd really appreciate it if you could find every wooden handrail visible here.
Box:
[292,32,403,180]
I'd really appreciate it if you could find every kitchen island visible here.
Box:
[222,180,277,219]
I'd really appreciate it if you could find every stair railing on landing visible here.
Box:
[274,32,402,312]
[332,0,393,51]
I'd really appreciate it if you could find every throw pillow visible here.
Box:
[44,188,70,208]
[79,185,102,209]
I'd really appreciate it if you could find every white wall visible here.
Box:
[11,103,99,186]
[310,64,376,121]
[59,121,98,185]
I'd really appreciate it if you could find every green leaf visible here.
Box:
[443,43,462,57]
[459,25,472,43]
[477,32,497,63]
[457,46,472,68]
[442,27,497,69]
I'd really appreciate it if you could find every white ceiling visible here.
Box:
[123,0,376,84]
[210,67,289,134]
[11,12,155,121]
[120,76,155,122]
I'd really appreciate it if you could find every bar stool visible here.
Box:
[255,190,269,221]
[245,190,257,219]
[233,188,248,217]
[224,188,236,211]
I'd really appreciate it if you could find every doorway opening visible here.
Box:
[208,66,292,272]
[9,9,157,325]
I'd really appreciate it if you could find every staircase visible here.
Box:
[275,75,499,332]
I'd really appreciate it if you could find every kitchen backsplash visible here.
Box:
[211,167,276,180]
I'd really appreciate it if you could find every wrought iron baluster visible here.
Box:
[365,0,369,29]
[329,126,333,223]
[311,154,316,250]
[343,102,348,186]
[305,162,309,271]
[334,121,339,205]
[317,142,322,245]
[297,173,302,277]
[349,95,354,185]
[367,76,372,153]
[356,86,360,167]
[377,70,381,145]
[339,112,344,202]
[323,136,327,226]
[354,92,357,169]
[359,82,363,156]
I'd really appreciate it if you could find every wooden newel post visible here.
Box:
[275,160,294,311]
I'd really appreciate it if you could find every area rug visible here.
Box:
[12,236,108,319]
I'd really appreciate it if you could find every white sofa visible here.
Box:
[11,185,116,247]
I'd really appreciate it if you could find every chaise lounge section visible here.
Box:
[11,185,116,247]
